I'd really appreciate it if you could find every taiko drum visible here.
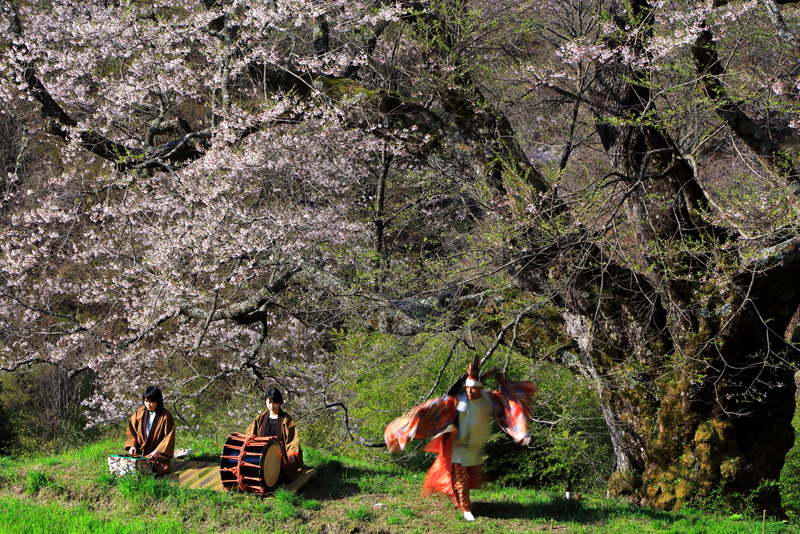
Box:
[219,432,282,494]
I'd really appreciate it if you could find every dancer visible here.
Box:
[385,358,535,521]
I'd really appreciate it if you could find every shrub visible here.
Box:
[484,363,613,491]
[694,480,779,521]
[0,385,14,457]
[0,366,97,456]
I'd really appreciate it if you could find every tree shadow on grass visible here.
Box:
[478,496,698,526]
[301,459,411,501]
[182,453,408,501]
[301,461,361,500]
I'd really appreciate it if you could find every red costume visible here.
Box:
[385,365,535,516]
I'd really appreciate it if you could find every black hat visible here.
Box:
[265,388,284,404]
[447,375,467,396]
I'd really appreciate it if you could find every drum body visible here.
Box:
[108,454,155,477]
[219,432,282,494]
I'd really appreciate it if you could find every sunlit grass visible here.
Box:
[0,497,189,534]
[0,437,797,533]
[345,504,373,522]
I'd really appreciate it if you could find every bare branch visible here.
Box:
[692,26,800,192]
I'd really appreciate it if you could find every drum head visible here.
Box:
[261,440,282,488]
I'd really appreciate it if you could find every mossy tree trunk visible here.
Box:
[539,0,800,513]
[547,261,800,513]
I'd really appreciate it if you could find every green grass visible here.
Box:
[301,498,321,510]
[397,505,417,517]
[274,487,302,506]
[0,457,16,484]
[0,497,190,534]
[25,470,53,494]
[345,504,374,522]
[0,436,797,533]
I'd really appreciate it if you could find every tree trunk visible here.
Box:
[572,0,800,512]
[559,258,800,513]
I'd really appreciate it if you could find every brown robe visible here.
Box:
[125,407,175,475]
[245,409,303,480]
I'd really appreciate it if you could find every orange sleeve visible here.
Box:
[154,410,176,459]
[245,412,264,436]
[283,414,300,458]
[124,408,142,449]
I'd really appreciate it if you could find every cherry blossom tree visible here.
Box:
[2,0,800,513]
[506,0,800,513]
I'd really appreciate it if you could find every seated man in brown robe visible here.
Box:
[125,386,175,475]
[245,388,303,481]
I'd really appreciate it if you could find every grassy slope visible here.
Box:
[0,437,796,534]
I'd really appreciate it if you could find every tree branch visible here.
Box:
[762,0,800,46]
[692,26,800,192]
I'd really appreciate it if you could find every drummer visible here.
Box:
[245,388,303,481]
[125,386,175,475]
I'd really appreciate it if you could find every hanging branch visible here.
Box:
[480,305,536,368]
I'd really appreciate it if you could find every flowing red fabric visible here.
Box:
[384,376,536,507]
[493,376,537,442]
[384,396,458,453]
[420,434,487,507]
[420,434,454,499]
[383,376,535,454]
